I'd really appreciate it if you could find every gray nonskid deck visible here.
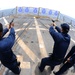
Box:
[0,16,75,75]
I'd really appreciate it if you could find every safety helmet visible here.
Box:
[61,23,70,33]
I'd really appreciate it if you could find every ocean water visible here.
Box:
[59,13,75,27]
[0,8,16,17]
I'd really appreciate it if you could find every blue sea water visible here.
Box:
[0,8,16,17]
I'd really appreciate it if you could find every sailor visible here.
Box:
[39,22,70,72]
[53,45,75,75]
[0,22,21,74]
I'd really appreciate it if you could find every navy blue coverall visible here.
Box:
[55,45,75,75]
[39,26,70,72]
[0,28,20,74]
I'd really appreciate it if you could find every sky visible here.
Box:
[0,0,75,18]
